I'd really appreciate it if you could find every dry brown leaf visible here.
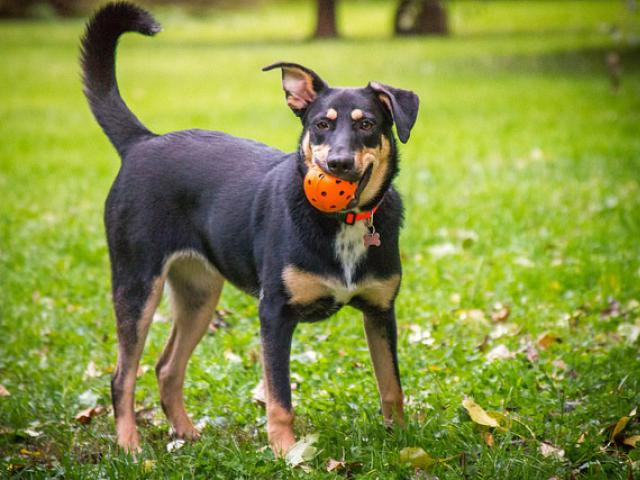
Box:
[326,458,346,472]
[0,385,10,397]
[526,344,539,362]
[539,441,565,460]
[462,397,499,427]
[491,303,510,322]
[486,344,515,363]
[482,431,494,447]
[74,405,105,424]
[537,332,560,349]
[610,416,631,442]
[577,433,586,444]
[623,435,640,448]
[251,379,266,406]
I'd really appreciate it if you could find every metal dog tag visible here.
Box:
[363,232,381,247]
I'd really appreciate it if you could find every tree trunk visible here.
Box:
[314,0,338,39]
[395,0,448,36]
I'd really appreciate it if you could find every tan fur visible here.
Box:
[326,108,338,120]
[311,143,330,165]
[364,315,404,426]
[351,109,364,120]
[282,265,399,309]
[262,366,296,456]
[301,131,312,168]
[355,135,391,205]
[115,276,165,453]
[156,255,224,440]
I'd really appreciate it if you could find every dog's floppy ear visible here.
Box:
[368,81,419,143]
[263,62,328,117]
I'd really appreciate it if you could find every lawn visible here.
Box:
[1,0,639,478]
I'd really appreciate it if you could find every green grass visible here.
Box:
[1,0,640,478]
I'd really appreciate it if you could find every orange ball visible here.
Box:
[303,166,357,213]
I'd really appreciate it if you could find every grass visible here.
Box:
[1,0,640,477]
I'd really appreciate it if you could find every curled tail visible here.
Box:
[80,2,161,157]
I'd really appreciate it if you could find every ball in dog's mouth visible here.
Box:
[303,165,358,213]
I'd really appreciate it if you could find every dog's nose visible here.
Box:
[327,157,355,175]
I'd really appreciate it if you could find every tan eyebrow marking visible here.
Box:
[351,109,364,120]
[326,108,338,120]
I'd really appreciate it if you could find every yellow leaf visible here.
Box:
[623,435,640,448]
[399,447,437,470]
[610,416,630,442]
[537,332,560,349]
[539,442,565,460]
[142,459,156,472]
[20,449,41,457]
[462,397,499,427]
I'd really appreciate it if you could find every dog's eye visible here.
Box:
[316,120,330,130]
[360,119,375,131]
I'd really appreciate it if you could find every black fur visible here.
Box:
[81,1,419,446]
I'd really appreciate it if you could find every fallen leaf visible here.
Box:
[285,434,319,467]
[252,380,266,406]
[20,448,41,457]
[167,439,185,452]
[75,405,105,424]
[326,458,346,472]
[83,361,101,380]
[526,344,539,362]
[427,242,459,258]
[490,323,520,339]
[408,325,434,345]
[224,350,242,364]
[78,390,99,407]
[136,365,151,377]
[486,344,515,363]
[462,397,499,427]
[537,332,560,349]
[610,416,631,442]
[539,441,565,460]
[23,428,42,438]
[630,407,637,417]
[623,435,640,448]
[458,309,487,323]
[491,303,510,322]
[399,447,438,470]
[0,385,10,397]
[482,431,494,447]
[577,433,586,444]
[552,359,568,370]
[142,459,156,472]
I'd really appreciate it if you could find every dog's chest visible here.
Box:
[334,222,368,288]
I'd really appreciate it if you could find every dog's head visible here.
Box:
[264,62,419,209]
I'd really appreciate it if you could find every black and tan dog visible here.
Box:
[81,2,419,455]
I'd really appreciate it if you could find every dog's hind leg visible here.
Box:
[111,272,165,453]
[156,254,224,440]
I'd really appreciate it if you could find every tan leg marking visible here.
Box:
[115,276,165,453]
[265,389,295,457]
[351,109,364,120]
[326,108,338,120]
[358,274,401,310]
[364,315,404,426]
[156,255,224,440]
[355,135,391,205]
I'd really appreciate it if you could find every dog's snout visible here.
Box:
[327,156,355,175]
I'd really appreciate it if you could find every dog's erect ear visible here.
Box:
[263,62,328,117]
[368,81,419,143]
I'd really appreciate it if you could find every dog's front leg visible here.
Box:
[363,308,404,427]
[259,298,297,456]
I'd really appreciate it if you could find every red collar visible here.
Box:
[343,202,381,225]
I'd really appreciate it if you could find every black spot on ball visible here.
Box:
[321,191,327,197]
[339,191,344,196]
[336,180,341,184]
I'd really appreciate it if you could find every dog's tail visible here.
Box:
[80,2,161,157]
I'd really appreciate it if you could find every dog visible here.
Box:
[80,2,419,455]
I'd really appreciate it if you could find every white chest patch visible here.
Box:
[334,222,368,288]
